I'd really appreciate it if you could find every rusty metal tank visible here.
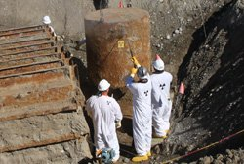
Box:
[85,8,151,88]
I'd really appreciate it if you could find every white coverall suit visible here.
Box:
[150,71,173,136]
[85,95,123,160]
[48,25,57,37]
[126,75,152,155]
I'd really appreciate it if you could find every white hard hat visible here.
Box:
[42,16,51,24]
[98,79,110,91]
[153,59,164,71]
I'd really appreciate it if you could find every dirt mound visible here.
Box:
[164,0,244,162]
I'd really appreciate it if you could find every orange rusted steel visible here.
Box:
[0,35,51,45]
[0,66,68,79]
[0,56,61,69]
[0,29,46,40]
[0,71,64,87]
[0,62,63,77]
[0,38,52,49]
[0,59,62,72]
[0,42,54,54]
[85,8,151,88]
[0,53,61,63]
[0,25,46,36]
[2,85,72,109]
[0,24,83,155]
[0,40,54,50]
[0,46,59,57]
[0,99,77,122]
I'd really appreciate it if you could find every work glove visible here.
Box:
[130,67,138,78]
[131,56,141,68]
[96,149,102,158]
[115,120,122,129]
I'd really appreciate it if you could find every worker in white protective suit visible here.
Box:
[150,54,173,138]
[42,16,57,37]
[85,79,123,163]
[126,57,152,162]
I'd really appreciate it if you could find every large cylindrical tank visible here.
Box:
[85,8,151,88]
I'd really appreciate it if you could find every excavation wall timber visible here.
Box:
[0,25,91,163]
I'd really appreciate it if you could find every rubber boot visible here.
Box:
[131,155,148,162]
[165,129,169,135]
[153,129,169,138]
[152,133,167,139]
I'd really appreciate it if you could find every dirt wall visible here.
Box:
[168,0,244,156]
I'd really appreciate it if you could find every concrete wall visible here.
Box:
[0,0,149,39]
[0,0,95,39]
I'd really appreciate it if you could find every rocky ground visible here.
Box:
[74,0,244,163]
[159,0,244,163]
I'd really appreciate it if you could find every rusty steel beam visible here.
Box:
[0,54,62,69]
[0,46,59,57]
[0,72,65,88]
[0,42,54,55]
[0,35,50,45]
[0,66,68,79]
[0,59,62,71]
[0,24,83,155]
[0,25,45,36]
[0,29,47,40]
[0,100,77,122]
[0,38,52,49]
[1,47,60,61]
[2,85,73,108]
[0,53,61,63]
[0,133,81,153]
[0,62,62,76]
[0,40,54,51]
[0,76,72,96]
